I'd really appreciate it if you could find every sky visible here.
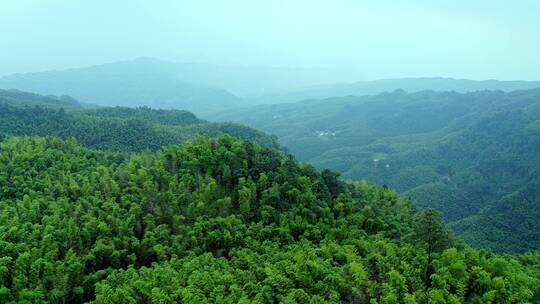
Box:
[1,0,539,80]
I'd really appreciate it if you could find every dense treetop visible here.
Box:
[0,135,539,303]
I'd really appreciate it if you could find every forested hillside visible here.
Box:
[0,89,81,108]
[0,90,279,152]
[209,88,540,253]
[0,135,539,303]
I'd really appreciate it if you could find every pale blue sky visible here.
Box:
[1,0,539,80]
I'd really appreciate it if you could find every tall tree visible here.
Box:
[412,208,452,287]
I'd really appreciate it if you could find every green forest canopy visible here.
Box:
[0,135,539,303]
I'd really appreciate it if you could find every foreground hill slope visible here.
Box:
[0,135,538,303]
[210,88,540,252]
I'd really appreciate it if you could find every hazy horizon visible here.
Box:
[2,0,540,81]
[3,57,540,84]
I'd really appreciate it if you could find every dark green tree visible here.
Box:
[412,208,452,287]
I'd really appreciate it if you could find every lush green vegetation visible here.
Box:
[451,181,540,253]
[0,90,279,152]
[0,135,539,303]
[210,88,540,253]
[1,87,540,302]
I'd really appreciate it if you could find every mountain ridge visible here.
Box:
[253,77,540,104]
[0,89,279,152]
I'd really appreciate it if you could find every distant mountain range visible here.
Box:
[254,77,540,104]
[4,58,539,115]
[0,58,364,114]
[0,59,245,114]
